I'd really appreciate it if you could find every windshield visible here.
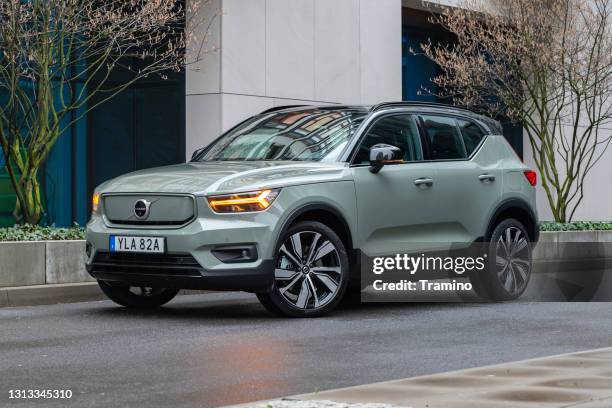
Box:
[194,108,367,162]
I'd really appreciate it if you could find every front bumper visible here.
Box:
[86,252,274,291]
[85,196,283,292]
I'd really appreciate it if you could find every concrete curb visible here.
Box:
[231,347,612,408]
[0,282,211,308]
[0,282,105,307]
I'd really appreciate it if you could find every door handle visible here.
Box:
[478,174,496,182]
[414,178,434,187]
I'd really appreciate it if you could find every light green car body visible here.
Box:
[86,104,538,295]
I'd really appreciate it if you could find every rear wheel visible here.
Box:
[257,221,349,317]
[470,218,533,301]
[98,281,179,308]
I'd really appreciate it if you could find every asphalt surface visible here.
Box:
[1,293,611,408]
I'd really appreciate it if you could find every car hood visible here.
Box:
[98,161,351,195]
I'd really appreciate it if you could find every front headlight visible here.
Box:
[92,192,100,214]
[207,189,280,213]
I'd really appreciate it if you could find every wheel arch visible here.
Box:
[277,203,355,254]
[486,199,539,243]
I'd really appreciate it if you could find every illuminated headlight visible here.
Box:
[92,192,100,214]
[207,189,280,213]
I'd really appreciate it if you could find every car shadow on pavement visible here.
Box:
[89,291,480,322]
[91,294,275,322]
[339,291,483,312]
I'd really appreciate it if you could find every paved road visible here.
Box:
[1,293,611,408]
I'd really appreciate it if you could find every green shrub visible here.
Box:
[0,224,86,242]
[1,222,610,241]
[539,221,612,231]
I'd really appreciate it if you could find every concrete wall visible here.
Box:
[0,241,92,288]
[186,0,402,156]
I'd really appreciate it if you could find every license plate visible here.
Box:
[110,236,165,254]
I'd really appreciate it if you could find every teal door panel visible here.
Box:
[90,91,135,189]
[134,86,184,170]
[1,150,18,226]
[402,33,438,102]
[0,169,16,227]
[90,84,185,193]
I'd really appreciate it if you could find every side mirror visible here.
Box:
[191,148,205,161]
[369,144,403,174]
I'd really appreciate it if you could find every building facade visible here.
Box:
[2,0,609,226]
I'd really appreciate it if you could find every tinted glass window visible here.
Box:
[354,115,423,164]
[421,115,467,160]
[196,109,367,162]
[457,119,485,155]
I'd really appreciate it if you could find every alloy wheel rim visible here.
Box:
[495,226,531,296]
[275,231,342,310]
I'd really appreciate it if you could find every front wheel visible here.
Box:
[98,281,179,308]
[470,218,533,301]
[257,221,350,317]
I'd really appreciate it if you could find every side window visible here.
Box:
[457,119,485,155]
[421,115,467,160]
[353,114,423,165]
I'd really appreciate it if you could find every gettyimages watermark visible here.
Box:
[371,252,486,293]
[360,242,612,302]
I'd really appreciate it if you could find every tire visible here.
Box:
[470,218,533,301]
[257,221,350,317]
[98,281,179,308]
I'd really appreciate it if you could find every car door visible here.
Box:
[418,115,503,243]
[351,113,441,257]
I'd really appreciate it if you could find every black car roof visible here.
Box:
[261,102,503,135]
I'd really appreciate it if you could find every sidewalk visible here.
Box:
[236,347,612,408]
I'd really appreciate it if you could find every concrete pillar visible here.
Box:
[185,0,403,158]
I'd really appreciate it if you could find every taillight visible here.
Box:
[524,170,537,186]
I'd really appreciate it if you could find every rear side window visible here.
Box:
[420,115,467,160]
[457,119,485,155]
[353,114,423,164]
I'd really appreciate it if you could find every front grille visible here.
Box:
[102,194,196,227]
[91,252,203,277]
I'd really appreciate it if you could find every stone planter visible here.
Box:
[533,231,612,274]
[0,241,46,287]
[530,231,612,302]
[0,240,93,288]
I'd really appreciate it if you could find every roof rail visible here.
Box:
[260,104,370,115]
[370,101,477,115]
[371,101,504,134]
[260,105,310,115]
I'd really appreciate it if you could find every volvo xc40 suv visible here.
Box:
[86,102,539,317]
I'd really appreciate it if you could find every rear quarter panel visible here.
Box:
[489,135,538,227]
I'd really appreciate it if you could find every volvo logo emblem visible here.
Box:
[134,199,151,219]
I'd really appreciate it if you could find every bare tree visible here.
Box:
[420,0,612,222]
[0,0,217,224]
